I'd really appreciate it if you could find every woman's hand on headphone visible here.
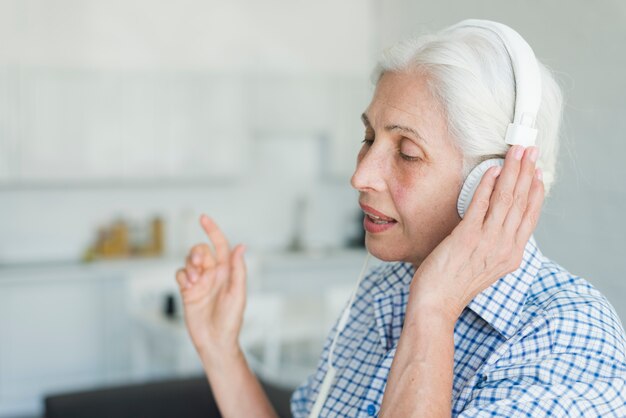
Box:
[408,145,544,323]
[175,215,247,362]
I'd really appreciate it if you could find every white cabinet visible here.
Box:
[17,70,99,181]
[162,74,247,179]
[10,69,248,183]
[0,68,369,184]
[0,251,374,416]
[247,74,372,180]
[0,68,19,184]
[328,76,373,179]
[0,0,376,185]
[0,269,130,417]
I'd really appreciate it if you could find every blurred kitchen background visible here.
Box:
[0,0,625,417]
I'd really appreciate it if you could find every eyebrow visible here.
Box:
[361,113,428,145]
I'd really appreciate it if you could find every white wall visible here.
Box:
[0,0,374,74]
[375,0,626,321]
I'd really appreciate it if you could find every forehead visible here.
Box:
[363,71,450,150]
[364,71,441,125]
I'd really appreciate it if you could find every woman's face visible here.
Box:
[351,71,465,267]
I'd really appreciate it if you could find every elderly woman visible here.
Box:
[175,20,626,417]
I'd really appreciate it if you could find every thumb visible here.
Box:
[229,244,247,296]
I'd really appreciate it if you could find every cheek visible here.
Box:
[390,166,452,229]
[390,169,421,221]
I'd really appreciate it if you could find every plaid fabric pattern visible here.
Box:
[291,236,626,417]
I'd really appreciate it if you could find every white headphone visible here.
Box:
[456,19,542,219]
[308,19,542,418]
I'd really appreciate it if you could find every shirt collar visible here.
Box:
[466,235,545,339]
[370,235,545,348]
[370,262,415,298]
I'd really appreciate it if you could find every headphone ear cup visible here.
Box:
[457,158,504,219]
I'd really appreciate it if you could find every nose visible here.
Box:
[350,145,386,192]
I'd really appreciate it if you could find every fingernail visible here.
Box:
[492,166,502,177]
[189,269,197,282]
[513,146,524,160]
[530,147,539,163]
[536,168,543,180]
[192,253,201,264]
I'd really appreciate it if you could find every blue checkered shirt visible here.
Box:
[290,236,626,417]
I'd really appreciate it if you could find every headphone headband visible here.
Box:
[449,19,542,147]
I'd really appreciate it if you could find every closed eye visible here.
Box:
[361,138,421,162]
[399,137,422,162]
[399,151,420,162]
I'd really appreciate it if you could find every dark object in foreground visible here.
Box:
[44,374,293,418]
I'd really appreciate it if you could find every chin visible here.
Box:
[365,235,413,263]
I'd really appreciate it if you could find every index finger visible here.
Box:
[199,214,231,264]
[484,145,524,229]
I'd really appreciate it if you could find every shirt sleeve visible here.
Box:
[458,307,626,417]
[458,363,626,417]
[290,373,315,418]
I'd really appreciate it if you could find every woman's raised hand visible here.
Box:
[175,214,247,360]
[408,145,544,322]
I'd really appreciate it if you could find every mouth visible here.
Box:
[359,203,398,225]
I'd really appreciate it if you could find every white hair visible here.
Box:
[372,23,564,197]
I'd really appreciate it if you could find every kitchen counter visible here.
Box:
[0,247,369,283]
